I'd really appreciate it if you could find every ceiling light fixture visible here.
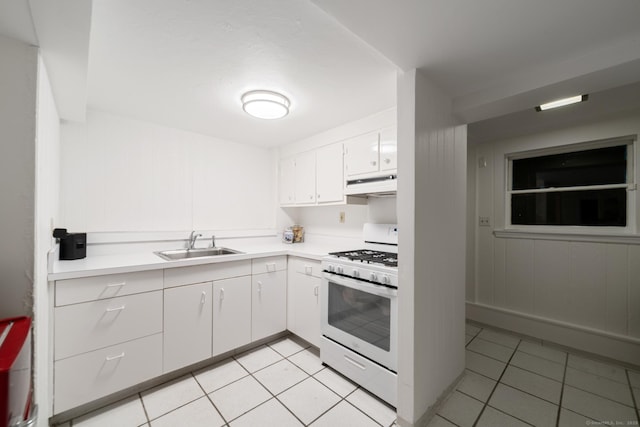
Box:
[241,90,290,119]
[535,94,588,112]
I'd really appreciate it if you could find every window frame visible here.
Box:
[505,135,637,234]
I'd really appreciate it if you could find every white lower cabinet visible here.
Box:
[163,282,213,373]
[54,333,162,414]
[212,276,252,356]
[287,258,322,347]
[54,291,163,360]
[52,255,321,414]
[252,270,287,341]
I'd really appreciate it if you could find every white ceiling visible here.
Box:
[0,1,37,45]
[86,0,397,147]
[312,0,640,122]
[2,0,640,146]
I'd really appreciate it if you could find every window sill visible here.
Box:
[493,229,640,245]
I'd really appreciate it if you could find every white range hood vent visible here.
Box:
[345,174,397,196]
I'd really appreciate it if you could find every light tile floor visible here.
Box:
[431,324,640,427]
[58,324,640,427]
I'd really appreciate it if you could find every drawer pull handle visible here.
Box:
[105,352,125,361]
[266,262,276,272]
[220,288,225,301]
[106,305,126,312]
[344,355,366,370]
[106,282,126,288]
[257,281,262,293]
[200,291,206,305]
[305,266,313,275]
[313,286,319,297]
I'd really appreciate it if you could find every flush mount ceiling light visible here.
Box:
[241,90,290,119]
[535,94,588,112]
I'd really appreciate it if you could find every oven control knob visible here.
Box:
[352,269,359,278]
[327,265,335,273]
[337,266,344,274]
[382,275,391,285]
[370,272,378,282]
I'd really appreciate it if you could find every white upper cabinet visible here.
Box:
[294,151,317,204]
[279,142,355,207]
[279,157,296,205]
[345,127,397,178]
[316,143,344,204]
[344,131,379,177]
[379,126,397,172]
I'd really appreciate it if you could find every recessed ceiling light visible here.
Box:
[535,94,588,112]
[241,90,290,120]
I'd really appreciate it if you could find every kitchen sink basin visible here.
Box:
[155,247,243,261]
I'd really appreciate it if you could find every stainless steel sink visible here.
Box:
[155,247,243,261]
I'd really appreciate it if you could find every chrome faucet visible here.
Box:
[188,231,202,250]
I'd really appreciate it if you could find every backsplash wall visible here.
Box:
[60,110,277,233]
[290,197,397,239]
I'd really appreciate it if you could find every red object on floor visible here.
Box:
[0,317,32,427]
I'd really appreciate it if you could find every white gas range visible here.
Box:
[320,223,398,407]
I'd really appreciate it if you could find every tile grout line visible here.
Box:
[191,371,230,427]
[247,355,309,426]
[138,392,151,426]
[234,345,339,426]
[218,351,291,424]
[625,370,640,423]
[471,334,522,427]
[340,386,390,427]
[453,389,541,426]
[195,339,312,426]
[554,348,569,427]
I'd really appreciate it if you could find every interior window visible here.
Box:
[508,140,633,227]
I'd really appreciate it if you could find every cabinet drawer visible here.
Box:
[54,291,163,360]
[164,260,251,288]
[55,270,163,306]
[54,333,162,414]
[289,257,322,278]
[251,256,287,274]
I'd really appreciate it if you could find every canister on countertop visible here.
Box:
[292,225,304,243]
[282,228,294,244]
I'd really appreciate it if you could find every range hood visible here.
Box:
[344,174,397,197]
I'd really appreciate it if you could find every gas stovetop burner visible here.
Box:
[329,249,398,268]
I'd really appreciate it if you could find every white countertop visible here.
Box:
[48,237,358,281]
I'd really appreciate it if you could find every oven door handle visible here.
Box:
[322,272,397,297]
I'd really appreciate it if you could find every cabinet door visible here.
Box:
[212,276,251,356]
[294,151,317,204]
[344,131,379,177]
[252,271,287,341]
[379,126,397,172]
[287,266,321,347]
[279,157,296,205]
[164,282,212,373]
[316,143,344,204]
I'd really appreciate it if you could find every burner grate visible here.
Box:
[329,249,398,268]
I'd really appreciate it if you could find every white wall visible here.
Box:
[278,107,398,238]
[467,108,640,364]
[292,197,397,238]
[397,69,467,426]
[0,34,38,317]
[34,54,60,426]
[60,110,277,234]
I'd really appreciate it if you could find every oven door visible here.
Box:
[321,272,397,371]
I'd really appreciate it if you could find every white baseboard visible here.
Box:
[466,302,640,367]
